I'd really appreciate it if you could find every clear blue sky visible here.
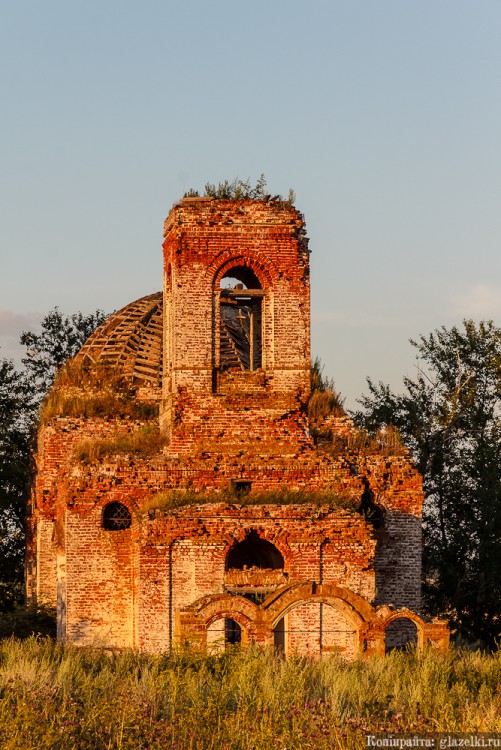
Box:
[1,1,500,407]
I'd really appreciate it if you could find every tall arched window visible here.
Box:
[219,266,263,371]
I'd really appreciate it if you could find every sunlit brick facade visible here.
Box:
[27,197,448,656]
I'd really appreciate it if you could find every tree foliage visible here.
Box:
[20,307,107,399]
[0,360,35,610]
[0,308,107,611]
[355,320,501,646]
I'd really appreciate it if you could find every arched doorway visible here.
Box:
[385,617,418,652]
[206,617,242,652]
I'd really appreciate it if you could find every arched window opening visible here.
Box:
[225,618,242,645]
[206,617,242,652]
[385,618,418,653]
[274,616,286,654]
[219,266,263,371]
[226,531,284,571]
[102,502,131,531]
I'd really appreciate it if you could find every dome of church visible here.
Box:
[76,292,163,389]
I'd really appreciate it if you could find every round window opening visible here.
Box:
[102,502,132,531]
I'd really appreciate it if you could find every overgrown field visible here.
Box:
[0,638,499,749]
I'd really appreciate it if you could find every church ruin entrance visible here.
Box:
[219,266,263,371]
[385,618,418,652]
[226,532,284,571]
[206,617,242,651]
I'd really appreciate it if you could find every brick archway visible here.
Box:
[262,582,374,627]
[367,607,450,655]
[177,593,259,648]
[177,584,449,657]
[375,609,426,636]
[261,582,373,656]
[210,253,276,374]
[209,251,277,290]
[178,582,375,654]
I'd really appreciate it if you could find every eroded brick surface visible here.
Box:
[27,198,448,657]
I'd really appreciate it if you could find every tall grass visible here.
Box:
[0,639,499,749]
[308,388,346,420]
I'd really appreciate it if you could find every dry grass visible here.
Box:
[308,388,346,420]
[72,424,166,465]
[321,424,407,457]
[141,487,359,516]
[39,360,158,424]
[0,638,499,749]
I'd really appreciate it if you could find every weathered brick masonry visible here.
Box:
[27,197,448,656]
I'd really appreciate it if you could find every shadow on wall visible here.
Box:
[385,617,418,652]
[373,509,422,612]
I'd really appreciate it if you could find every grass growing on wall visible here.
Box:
[72,424,166,464]
[0,638,499,749]
[317,424,408,457]
[141,488,359,515]
[40,361,159,424]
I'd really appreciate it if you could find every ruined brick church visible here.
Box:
[27,196,448,657]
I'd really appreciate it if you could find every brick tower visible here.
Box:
[160,198,312,456]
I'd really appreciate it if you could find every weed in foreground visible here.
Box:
[0,639,499,749]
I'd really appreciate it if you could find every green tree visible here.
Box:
[355,320,501,646]
[0,307,107,611]
[0,360,34,610]
[20,307,107,399]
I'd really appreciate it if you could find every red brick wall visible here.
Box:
[161,199,311,455]
[137,503,375,651]
[30,410,424,651]
[27,197,430,655]
[63,507,134,646]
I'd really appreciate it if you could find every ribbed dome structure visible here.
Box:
[77,292,163,390]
